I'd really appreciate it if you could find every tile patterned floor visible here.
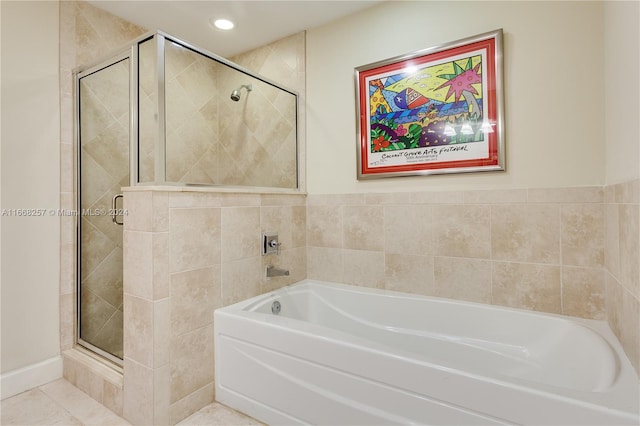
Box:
[1,379,262,426]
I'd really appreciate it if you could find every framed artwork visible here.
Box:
[355,29,505,179]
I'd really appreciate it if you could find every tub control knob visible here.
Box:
[269,240,280,248]
[271,300,281,315]
[262,233,281,255]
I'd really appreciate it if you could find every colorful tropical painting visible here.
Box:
[356,30,504,179]
[368,55,485,153]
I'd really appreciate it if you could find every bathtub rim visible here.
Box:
[215,279,640,418]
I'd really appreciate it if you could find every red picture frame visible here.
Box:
[355,29,505,179]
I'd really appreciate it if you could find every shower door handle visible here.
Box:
[112,194,124,225]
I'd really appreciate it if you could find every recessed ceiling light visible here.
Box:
[211,18,234,30]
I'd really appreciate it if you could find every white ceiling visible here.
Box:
[88,0,383,58]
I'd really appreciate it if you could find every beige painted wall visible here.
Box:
[604,0,639,184]
[1,1,61,373]
[306,1,605,194]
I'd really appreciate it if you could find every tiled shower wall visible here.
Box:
[139,33,301,188]
[59,0,146,415]
[59,1,308,423]
[122,190,306,425]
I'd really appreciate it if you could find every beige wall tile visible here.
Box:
[169,383,214,425]
[123,358,153,426]
[259,194,306,207]
[152,192,169,232]
[306,247,344,283]
[383,190,463,205]
[342,249,385,289]
[123,295,153,368]
[307,193,364,206]
[170,325,214,404]
[307,204,342,248]
[154,298,170,369]
[168,192,221,208]
[169,208,221,273]
[343,205,384,251]
[260,201,307,251]
[261,205,293,248]
[491,204,560,264]
[221,207,260,261]
[61,355,109,407]
[62,353,79,386]
[561,204,604,267]
[60,242,76,295]
[434,204,491,258]
[123,230,153,300]
[615,179,640,204]
[604,185,616,204]
[291,205,307,248]
[606,274,640,374]
[562,267,605,319]
[75,1,147,66]
[604,203,620,278]
[384,254,433,295]
[219,194,261,207]
[221,256,262,306]
[60,293,76,351]
[102,380,123,417]
[384,204,433,255]
[60,143,74,193]
[363,192,393,205]
[433,257,491,304]
[153,232,170,300]
[463,188,527,204]
[527,187,603,203]
[60,192,75,245]
[619,204,640,297]
[492,262,561,313]
[170,266,220,337]
[74,364,104,407]
[59,1,76,67]
[153,365,170,425]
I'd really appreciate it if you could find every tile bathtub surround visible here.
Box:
[307,187,606,320]
[308,184,640,377]
[122,189,307,425]
[604,180,640,375]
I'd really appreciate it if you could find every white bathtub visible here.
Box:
[214,280,639,425]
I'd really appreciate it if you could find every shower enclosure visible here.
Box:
[75,31,299,364]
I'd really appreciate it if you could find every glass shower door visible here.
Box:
[77,55,130,363]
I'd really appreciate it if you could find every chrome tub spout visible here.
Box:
[266,265,290,277]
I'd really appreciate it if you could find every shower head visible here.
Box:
[230,84,252,102]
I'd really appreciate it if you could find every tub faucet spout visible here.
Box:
[266,265,290,277]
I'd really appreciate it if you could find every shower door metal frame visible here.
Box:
[74,29,301,366]
[136,30,300,187]
[74,48,137,366]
